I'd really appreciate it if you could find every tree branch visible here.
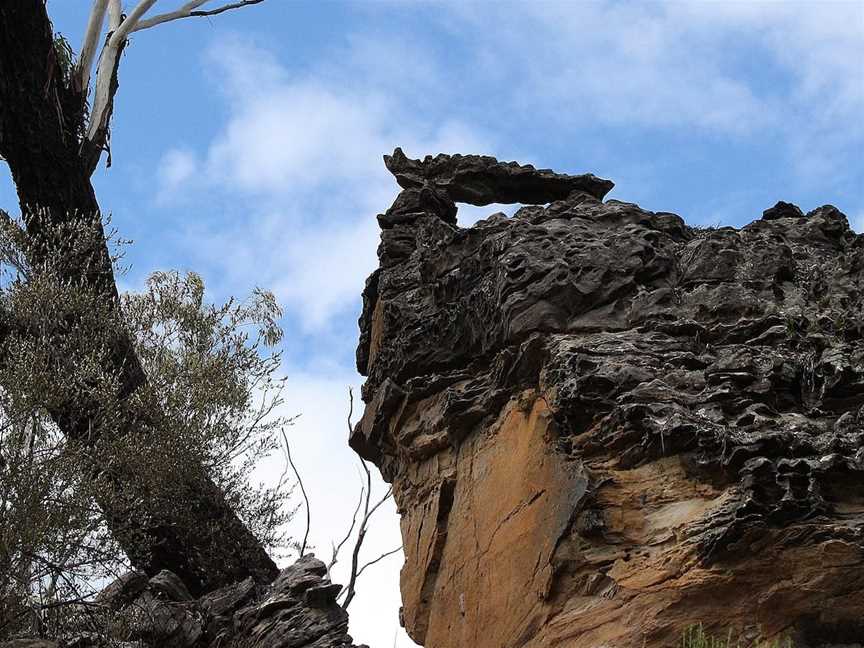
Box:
[337,387,399,610]
[113,0,160,44]
[131,0,265,32]
[107,0,123,31]
[281,428,310,557]
[327,484,364,578]
[83,0,157,173]
[83,0,264,173]
[355,545,402,580]
[75,0,109,94]
[81,34,126,176]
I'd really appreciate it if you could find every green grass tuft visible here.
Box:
[680,624,793,648]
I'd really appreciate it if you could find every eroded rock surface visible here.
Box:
[2,556,365,648]
[353,150,864,647]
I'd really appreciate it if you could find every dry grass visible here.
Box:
[680,624,793,648]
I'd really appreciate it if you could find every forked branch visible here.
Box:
[78,0,266,175]
[335,388,401,610]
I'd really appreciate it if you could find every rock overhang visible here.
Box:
[353,148,864,647]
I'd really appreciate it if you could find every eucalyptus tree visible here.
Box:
[0,0,276,600]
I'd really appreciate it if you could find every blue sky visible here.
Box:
[1,1,862,646]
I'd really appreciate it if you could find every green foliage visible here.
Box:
[52,32,75,86]
[0,216,294,639]
[681,624,794,648]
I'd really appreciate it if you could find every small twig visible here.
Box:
[355,545,402,579]
[131,0,265,31]
[281,428,310,557]
[190,0,265,17]
[327,485,364,577]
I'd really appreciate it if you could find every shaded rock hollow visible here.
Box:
[352,149,864,647]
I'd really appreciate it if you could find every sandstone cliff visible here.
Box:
[352,149,864,647]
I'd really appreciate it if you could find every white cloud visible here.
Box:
[159,36,497,331]
[445,1,863,181]
[852,211,864,234]
[205,81,391,194]
[156,148,198,201]
[271,218,381,330]
[447,2,772,134]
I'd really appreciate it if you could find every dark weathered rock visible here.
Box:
[384,147,614,205]
[354,150,864,647]
[1,557,365,648]
[148,570,194,602]
[227,556,366,648]
[94,571,148,610]
[763,200,806,220]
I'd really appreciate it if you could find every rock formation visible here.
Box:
[1,556,366,648]
[353,149,864,647]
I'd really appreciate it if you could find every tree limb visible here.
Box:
[81,33,126,176]
[75,0,109,94]
[337,387,399,610]
[83,0,155,173]
[83,0,264,173]
[131,0,265,32]
[107,0,123,31]
[327,484,364,578]
[355,545,403,580]
[113,0,160,43]
[281,428,310,557]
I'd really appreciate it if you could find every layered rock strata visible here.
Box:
[352,149,864,647]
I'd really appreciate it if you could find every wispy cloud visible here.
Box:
[156,148,198,203]
[445,2,772,134]
[157,36,496,331]
[442,1,862,188]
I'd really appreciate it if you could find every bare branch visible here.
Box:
[337,387,399,610]
[281,428,310,557]
[131,0,265,32]
[355,546,402,580]
[131,0,209,31]
[327,485,364,577]
[84,0,264,173]
[83,0,160,170]
[113,0,160,44]
[339,481,397,609]
[108,0,123,30]
[190,0,266,17]
[367,485,393,520]
[75,0,109,93]
[82,35,126,176]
